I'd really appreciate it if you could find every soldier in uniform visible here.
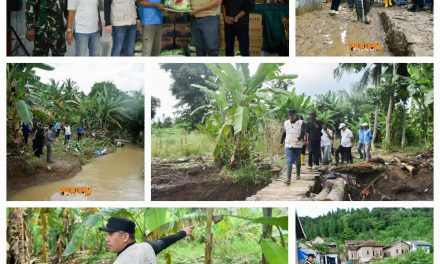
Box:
[26,0,68,56]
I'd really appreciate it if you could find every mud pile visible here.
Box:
[151,157,273,201]
[312,151,433,201]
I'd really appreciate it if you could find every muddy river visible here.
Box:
[10,144,144,201]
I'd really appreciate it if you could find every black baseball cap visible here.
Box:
[308,254,316,258]
[99,216,135,234]
[288,109,296,115]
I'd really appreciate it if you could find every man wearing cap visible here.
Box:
[335,123,353,166]
[306,112,322,170]
[280,109,307,184]
[304,253,316,264]
[363,123,373,160]
[100,216,194,263]
[357,124,365,159]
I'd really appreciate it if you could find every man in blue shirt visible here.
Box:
[357,124,365,159]
[139,0,164,56]
[363,123,373,160]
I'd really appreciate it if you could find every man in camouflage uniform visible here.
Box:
[26,0,68,56]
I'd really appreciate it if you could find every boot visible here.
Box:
[388,0,393,7]
[301,154,306,165]
[384,0,388,7]
[296,165,301,180]
[285,165,292,184]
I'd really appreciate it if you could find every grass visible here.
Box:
[224,162,278,185]
[152,128,214,159]
[156,239,261,264]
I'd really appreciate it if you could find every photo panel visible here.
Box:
[296,0,433,56]
[6,0,289,57]
[296,206,434,264]
[6,207,288,264]
[6,63,145,201]
[151,62,433,202]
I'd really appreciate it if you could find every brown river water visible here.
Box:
[10,144,144,201]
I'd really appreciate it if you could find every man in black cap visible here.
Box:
[100,216,194,263]
[280,109,307,184]
[304,253,316,264]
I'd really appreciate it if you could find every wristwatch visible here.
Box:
[66,28,73,33]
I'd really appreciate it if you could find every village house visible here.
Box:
[406,240,432,253]
[345,240,384,263]
[311,236,326,244]
[383,240,410,258]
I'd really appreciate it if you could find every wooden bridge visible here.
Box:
[246,167,321,201]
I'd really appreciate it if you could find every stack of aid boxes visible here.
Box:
[219,13,264,56]
[161,12,192,50]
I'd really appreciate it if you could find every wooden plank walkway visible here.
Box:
[246,167,321,201]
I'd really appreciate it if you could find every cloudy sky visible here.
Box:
[35,63,144,94]
[150,63,365,120]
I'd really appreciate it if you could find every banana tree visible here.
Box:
[6,63,54,138]
[192,63,297,167]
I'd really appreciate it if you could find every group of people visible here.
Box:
[14,121,85,164]
[280,109,373,184]
[329,0,433,24]
[25,0,255,57]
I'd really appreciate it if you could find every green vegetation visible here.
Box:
[300,208,433,245]
[7,208,288,264]
[7,63,144,167]
[372,249,433,264]
[154,63,433,184]
[152,127,214,159]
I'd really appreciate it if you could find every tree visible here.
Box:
[160,64,217,129]
[194,63,297,167]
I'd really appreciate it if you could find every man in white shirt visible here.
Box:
[100,216,194,264]
[320,123,333,165]
[64,124,71,145]
[335,123,353,166]
[66,0,102,56]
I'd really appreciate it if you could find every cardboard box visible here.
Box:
[162,37,174,49]
[162,24,174,37]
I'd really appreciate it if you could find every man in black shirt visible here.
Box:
[306,112,322,169]
[222,0,255,56]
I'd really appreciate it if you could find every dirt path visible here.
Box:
[296,2,433,56]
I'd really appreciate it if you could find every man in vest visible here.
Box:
[104,0,141,56]
[190,0,222,56]
[304,254,316,264]
[280,109,307,184]
[26,0,67,56]
[100,216,194,263]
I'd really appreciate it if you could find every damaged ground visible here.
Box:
[296,2,433,56]
[310,151,433,201]
[151,157,279,201]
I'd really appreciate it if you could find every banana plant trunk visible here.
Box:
[262,208,273,264]
[401,101,407,149]
[7,208,32,264]
[204,209,214,264]
[384,64,397,149]
[372,106,379,151]
[229,132,249,168]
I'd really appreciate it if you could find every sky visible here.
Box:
[150,63,365,120]
[296,206,376,218]
[35,63,145,94]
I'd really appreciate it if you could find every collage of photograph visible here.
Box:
[1,0,437,264]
